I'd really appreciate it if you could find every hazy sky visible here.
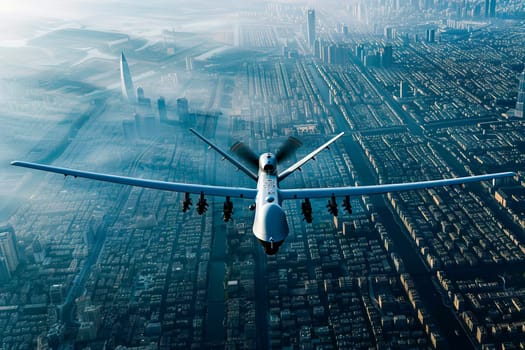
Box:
[0,0,295,44]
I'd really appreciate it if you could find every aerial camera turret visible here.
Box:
[223,196,233,222]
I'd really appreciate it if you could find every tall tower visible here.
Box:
[426,29,436,43]
[120,52,136,104]
[489,0,496,18]
[158,97,167,121]
[485,0,496,17]
[0,228,19,274]
[515,70,525,118]
[307,9,316,49]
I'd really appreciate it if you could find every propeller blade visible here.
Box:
[230,141,259,168]
[276,136,302,163]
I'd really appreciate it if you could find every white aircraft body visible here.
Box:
[11,130,515,255]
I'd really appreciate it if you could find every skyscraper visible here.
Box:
[137,86,144,100]
[485,0,496,18]
[137,86,151,110]
[120,52,136,104]
[307,9,316,49]
[384,26,395,40]
[0,228,19,274]
[515,70,525,118]
[314,38,322,59]
[158,97,168,121]
[489,0,496,18]
[426,29,436,43]
[177,97,189,121]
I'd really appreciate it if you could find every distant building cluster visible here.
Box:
[119,52,195,141]
[347,0,502,21]
[314,40,352,65]
[355,43,393,68]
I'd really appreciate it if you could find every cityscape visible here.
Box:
[0,0,525,349]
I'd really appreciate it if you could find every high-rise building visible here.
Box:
[0,228,19,274]
[381,45,393,67]
[489,0,496,18]
[326,45,348,65]
[137,86,151,112]
[515,70,525,118]
[50,284,65,305]
[384,27,395,40]
[485,0,496,17]
[314,38,322,59]
[120,52,136,104]
[307,9,316,49]
[355,44,365,62]
[137,87,145,100]
[158,97,167,121]
[321,44,330,64]
[328,44,337,64]
[426,29,436,43]
[177,97,189,120]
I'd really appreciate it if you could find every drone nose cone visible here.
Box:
[253,203,289,243]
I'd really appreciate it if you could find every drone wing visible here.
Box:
[190,128,258,181]
[278,132,344,182]
[279,172,515,200]
[11,161,257,199]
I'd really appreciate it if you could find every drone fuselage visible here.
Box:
[253,153,289,255]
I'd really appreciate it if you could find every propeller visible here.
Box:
[230,141,259,169]
[276,136,303,163]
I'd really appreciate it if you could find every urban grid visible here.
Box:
[0,0,525,349]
